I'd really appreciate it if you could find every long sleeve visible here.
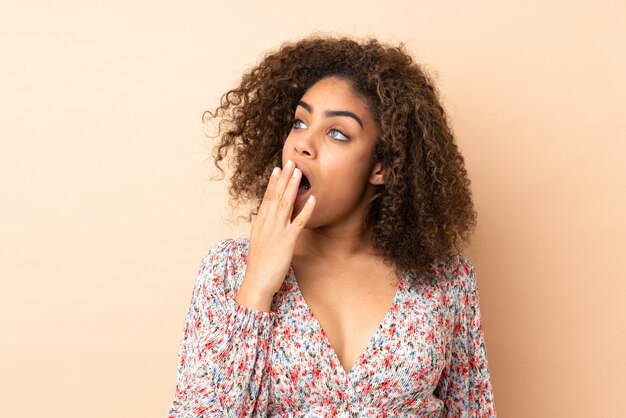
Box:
[434,257,497,418]
[167,239,277,418]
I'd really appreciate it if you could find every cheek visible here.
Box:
[281,139,289,161]
[323,158,371,195]
[281,134,298,164]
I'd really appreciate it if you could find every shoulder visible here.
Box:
[428,253,477,296]
[184,237,252,319]
[204,236,249,256]
[196,236,250,296]
[199,236,250,270]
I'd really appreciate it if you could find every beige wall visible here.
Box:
[1,1,624,417]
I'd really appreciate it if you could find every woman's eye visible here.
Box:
[329,129,349,141]
[292,119,348,141]
[293,119,307,129]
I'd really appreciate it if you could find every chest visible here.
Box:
[267,267,453,413]
[297,275,399,372]
[291,262,401,374]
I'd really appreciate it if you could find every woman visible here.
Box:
[167,34,497,417]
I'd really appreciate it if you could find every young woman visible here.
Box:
[167,35,496,417]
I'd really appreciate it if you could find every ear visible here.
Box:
[368,161,386,185]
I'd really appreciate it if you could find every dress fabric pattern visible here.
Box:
[167,237,496,417]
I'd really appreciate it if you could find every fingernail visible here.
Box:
[272,167,279,176]
[285,160,294,169]
[292,168,300,178]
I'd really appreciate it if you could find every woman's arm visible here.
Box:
[434,256,497,418]
[167,239,276,417]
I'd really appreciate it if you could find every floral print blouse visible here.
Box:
[167,237,496,417]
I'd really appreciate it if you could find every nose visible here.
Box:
[293,129,316,158]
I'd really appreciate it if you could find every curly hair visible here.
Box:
[205,33,478,280]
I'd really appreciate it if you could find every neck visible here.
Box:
[294,220,382,263]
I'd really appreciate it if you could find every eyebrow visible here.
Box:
[297,100,364,129]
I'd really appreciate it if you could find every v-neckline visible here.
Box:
[286,263,407,380]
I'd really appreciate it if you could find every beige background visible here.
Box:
[1,1,624,417]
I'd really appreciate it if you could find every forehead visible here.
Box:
[300,77,372,116]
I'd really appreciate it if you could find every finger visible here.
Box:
[258,167,281,217]
[267,160,296,214]
[289,194,316,234]
[276,167,302,218]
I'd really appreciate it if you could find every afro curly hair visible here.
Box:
[205,33,478,280]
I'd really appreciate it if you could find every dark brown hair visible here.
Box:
[205,34,477,280]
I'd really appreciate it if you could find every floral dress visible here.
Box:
[167,237,496,417]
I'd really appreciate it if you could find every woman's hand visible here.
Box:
[235,159,316,312]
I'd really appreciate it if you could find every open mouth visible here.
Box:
[297,174,312,196]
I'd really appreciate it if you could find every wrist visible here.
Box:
[235,277,274,312]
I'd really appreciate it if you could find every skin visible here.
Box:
[237,76,402,373]
[284,76,387,260]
